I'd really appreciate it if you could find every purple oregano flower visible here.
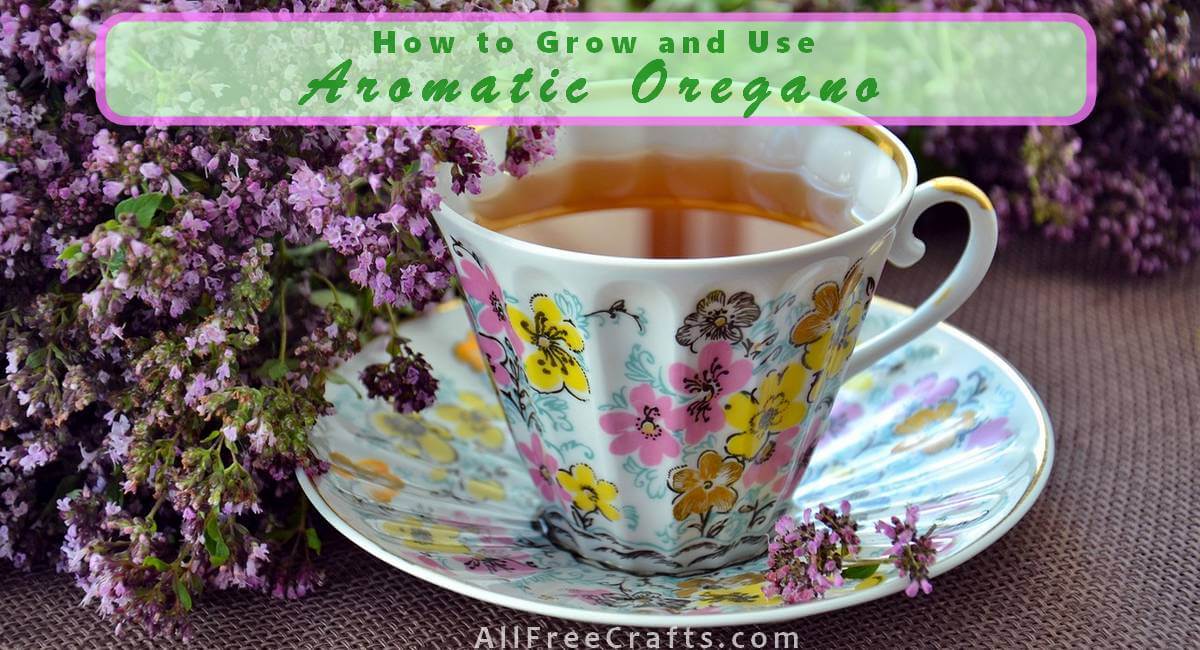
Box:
[764,501,938,603]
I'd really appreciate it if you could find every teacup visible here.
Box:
[434,122,997,576]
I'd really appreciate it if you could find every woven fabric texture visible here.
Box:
[2,220,1198,649]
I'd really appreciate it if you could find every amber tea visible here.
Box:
[465,153,852,259]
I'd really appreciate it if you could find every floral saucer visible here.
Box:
[299,299,1053,627]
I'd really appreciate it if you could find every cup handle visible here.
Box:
[844,177,999,377]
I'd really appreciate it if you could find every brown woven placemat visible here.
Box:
[2,216,1198,649]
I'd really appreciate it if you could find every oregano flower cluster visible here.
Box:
[0,0,567,638]
[763,501,939,604]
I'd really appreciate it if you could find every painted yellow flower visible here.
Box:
[372,411,457,464]
[802,333,835,373]
[667,450,743,522]
[329,452,404,502]
[466,478,506,502]
[806,302,866,401]
[790,260,864,371]
[556,463,620,521]
[893,401,977,454]
[895,401,959,435]
[826,302,864,378]
[675,572,761,597]
[382,515,469,554]
[855,574,886,590]
[696,584,780,607]
[434,391,506,449]
[328,451,361,480]
[508,295,589,398]
[842,368,875,393]
[724,363,811,460]
[453,333,486,372]
[676,573,778,607]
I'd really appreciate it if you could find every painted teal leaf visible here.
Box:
[532,393,573,432]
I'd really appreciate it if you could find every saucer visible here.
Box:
[299,298,1053,627]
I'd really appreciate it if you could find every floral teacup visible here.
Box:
[433,123,998,575]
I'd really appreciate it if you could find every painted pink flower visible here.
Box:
[667,341,752,444]
[457,552,537,575]
[517,434,566,502]
[825,400,864,439]
[965,417,1015,450]
[743,423,802,487]
[438,510,506,537]
[475,333,512,387]
[814,403,852,452]
[600,384,686,466]
[459,259,523,353]
[455,536,537,575]
[567,587,615,605]
[890,374,959,408]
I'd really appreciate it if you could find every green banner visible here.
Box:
[97,14,1094,125]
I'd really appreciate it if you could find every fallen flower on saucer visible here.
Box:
[361,336,439,414]
[763,501,938,604]
[877,505,939,598]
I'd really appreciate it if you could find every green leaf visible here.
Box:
[308,289,361,320]
[174,579,193,611]
[106,245,126,277]
[265,527,295,543]
[842,562,881,580]
[258,358,289,381]
[142,556,169,572]
[325,371,351,386]
[305,527,322,554]
[203,511,230,567]
[115,192,165,229]
[176,171,209,193]
[25,348,47,370]
[57,242,83,261]
[282,241,330,258]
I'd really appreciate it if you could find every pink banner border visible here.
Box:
[95,11,1098,128]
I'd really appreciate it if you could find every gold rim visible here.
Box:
[931,177,995,212]
[848,124,910,187]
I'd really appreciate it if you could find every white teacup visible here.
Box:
[434,121,997,575]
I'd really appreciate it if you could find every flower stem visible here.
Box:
[843,559,886,567]
[311,271,342,306]
[282,241,330,258]
[384,304,400,337]
[277,278,290,365]
[145,492,168,523]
